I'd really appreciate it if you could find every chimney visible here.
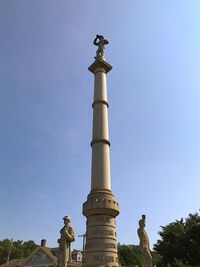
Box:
[41,239,46,247]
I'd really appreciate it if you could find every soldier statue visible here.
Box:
[137,215,153,267]
[58,216,75,267]
[93,34,109,58]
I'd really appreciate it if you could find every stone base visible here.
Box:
[83,190,120,267]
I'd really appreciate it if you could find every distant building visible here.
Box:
[0,240,81,267]
[71,250,82,262]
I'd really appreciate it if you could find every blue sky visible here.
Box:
[0,0,199,250]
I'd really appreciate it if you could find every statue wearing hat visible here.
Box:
[58,216,75,267]
[137,215,152,267]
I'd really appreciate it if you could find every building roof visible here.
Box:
[20,246,57,266]
[0,246,81,267]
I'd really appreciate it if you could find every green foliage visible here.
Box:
[173,259,192,267]
[154,212,200,267]
[151,251,162,266]
[23,240,38,258]
[118,243,143,266]
[0,239,38,265]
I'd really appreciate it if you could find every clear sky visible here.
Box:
[0,0,199,250]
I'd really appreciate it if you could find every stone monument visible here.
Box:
[82,35,120,267]
[58,216,75,267]
[137,215,152,267]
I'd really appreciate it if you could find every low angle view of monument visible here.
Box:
[58,216,75,267]
[82,34,120,266]
[1,1,200,266]
[137,215,152,267]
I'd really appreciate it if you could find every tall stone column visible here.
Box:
[83,35,120,267]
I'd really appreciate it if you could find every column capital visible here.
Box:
[88,57,112,74]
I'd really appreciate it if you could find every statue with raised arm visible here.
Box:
[93,34,109,59]
[137,215,153,267]
[58,216,75,267]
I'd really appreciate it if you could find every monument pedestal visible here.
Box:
[83,190,119,267]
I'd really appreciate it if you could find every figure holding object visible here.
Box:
[93,34,109,59]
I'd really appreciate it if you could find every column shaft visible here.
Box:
[91,67,111,190]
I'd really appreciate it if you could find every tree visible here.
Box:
[0,239,38,264]
[23,240,38,258]
[154,212,200,267]
[118,243,143,266]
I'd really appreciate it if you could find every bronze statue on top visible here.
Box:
[137,215,153,267]
[58,216,75,267]
[93,34,109,59]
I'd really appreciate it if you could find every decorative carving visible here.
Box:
[104,243,116,249]
[95,215,111,223]
[137,215,152,267]
[58,216,75,267]
[86,242,117,249]
[93,34,109,59]
[93,255,114,263]
[92,229,114,236]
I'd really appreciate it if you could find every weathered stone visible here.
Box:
[58,216,75,267]
[137,215,152,267]
[83,36,119,267]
